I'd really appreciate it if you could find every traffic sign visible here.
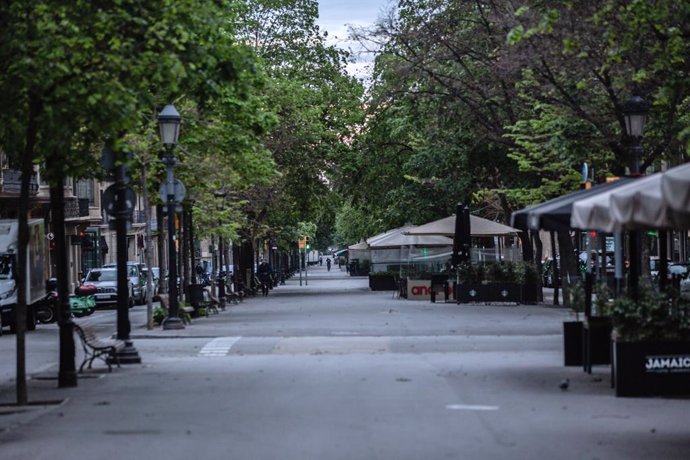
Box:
[102,184,136,217]
[159,179,186,204]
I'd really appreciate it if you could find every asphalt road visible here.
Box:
[1,266,689,459]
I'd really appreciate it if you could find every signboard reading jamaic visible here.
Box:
[645,355,690,373]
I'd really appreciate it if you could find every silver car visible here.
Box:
[82,268,135,307]
[103,262,145,305]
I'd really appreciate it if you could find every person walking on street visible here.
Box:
[326,258,331,272]
[257,260,272,296]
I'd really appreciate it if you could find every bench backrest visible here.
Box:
[74,324,98,343]
[203,287,218,302]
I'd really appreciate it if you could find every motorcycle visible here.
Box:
[35,290,58,324]
[35,282,96,323]
[71,284,97,317]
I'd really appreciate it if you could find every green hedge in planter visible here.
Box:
[457,261,539,285]
[608,289,690,342]
[455,261,540,304]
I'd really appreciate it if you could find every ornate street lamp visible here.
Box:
[158,104,184,329]
[622,94,649,300]
[622,95,648,175]
[158,104,182,145]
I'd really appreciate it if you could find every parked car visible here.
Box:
[140,267,159,301]
[81,267,134,307]
[102,262,145,305]
[668,263,689,279]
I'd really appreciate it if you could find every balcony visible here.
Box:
[1,168,39,195]
[65,197,91,219]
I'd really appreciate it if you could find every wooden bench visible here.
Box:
[224,284,242,305]
[73,323,125,373]
[158,294,194,324]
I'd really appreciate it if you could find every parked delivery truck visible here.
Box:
[0,219,45,332]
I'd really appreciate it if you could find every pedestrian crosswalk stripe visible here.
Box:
[446,404,499,411]
[199,337,241,357]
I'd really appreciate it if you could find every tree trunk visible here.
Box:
[557,229,579,309]
[140,164,155,330]
[550,231,559,306]
[14,98,40,404]
[181,204,189,303]
[50,176,77,388]
[532,230,543,302]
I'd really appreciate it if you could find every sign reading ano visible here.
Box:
[407,279,432,300]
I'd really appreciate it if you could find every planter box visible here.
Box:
[563,321,584,366]
[614,340,690,397]
[584,316,612,371]
[369,274,398,291]
[456,283,537,304]
[521,283,540,304]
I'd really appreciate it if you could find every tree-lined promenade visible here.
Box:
[2,0,690,416]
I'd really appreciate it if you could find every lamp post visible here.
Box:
[114,152,141,363]
[622,94,648,175]
[158,104,184,330]
[214,190,227,310]
[622,94,649,299]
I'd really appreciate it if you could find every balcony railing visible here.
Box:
[65,197,90,219]
[1,168,39,194]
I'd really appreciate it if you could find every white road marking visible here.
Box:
[446,404,499,411]
[199,337,241,357]
[273,337,389,354]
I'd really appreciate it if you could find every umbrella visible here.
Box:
[661,162,690,228]
[608,173,667,230]
[519,179,633,231]
[406,215,520,237]
[571,175,661,231]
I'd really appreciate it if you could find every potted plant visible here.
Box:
[609,288,690,397]
[563,281,584,366]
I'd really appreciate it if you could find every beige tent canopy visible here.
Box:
[405,214,521,237]
[366,226,414,246]
[368,232,453,249]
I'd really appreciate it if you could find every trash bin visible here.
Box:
[187,284,204,309]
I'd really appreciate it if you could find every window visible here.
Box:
[75,179,96,206]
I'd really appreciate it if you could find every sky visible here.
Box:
[316,0,394,82]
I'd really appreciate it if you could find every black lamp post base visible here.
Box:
[58,370,78,388]
[162,316,185,330]
[110,341,142,365]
